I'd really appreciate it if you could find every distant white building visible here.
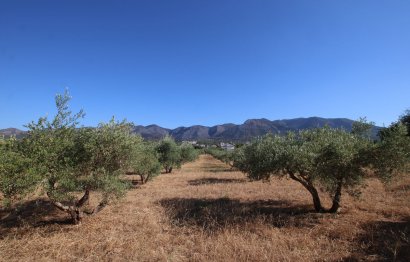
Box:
[183,140,197,145]
[220,142,235,151]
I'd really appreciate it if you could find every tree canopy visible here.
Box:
[235,124,380,213]
[156,136,181,173]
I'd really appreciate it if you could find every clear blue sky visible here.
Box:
[1,0,409,129]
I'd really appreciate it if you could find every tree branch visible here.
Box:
[76,189,90,207]
[50,200,70,212]
[83,198,109,215]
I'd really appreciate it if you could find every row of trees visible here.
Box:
[0,91,198,224]
[231,116,410,213]
[156,136,198,173]
[204,147,237,168]
[127,137,198,182]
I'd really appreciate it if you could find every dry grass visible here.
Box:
[1,155,409,261]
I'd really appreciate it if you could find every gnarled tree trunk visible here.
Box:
[288,171,325,212]
[328,181,343,213]
[307,185,324,213]
[288,171,344,213]
[48,189,108,224]
[49,189,89,224]
[138,174,145,184]
[51,199,82,224]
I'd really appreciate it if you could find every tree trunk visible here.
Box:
[48,189,91,225]
[70,208,82,224]
[328,181,343,213]
[287,171,344,213]
[47,188,111,224]
[76,189,90,207]
[307,185,325,212]
[91,198,108,214]
[50,200,83,224]
[139,174,145,184]
[145,173,152,183]
[288,171,325,212]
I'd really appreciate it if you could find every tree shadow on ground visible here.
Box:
[200,163,225,169]
[121,173,143,188]
[343,218,410,262]
[159,197,319,233]
[197,162,236,173]
[129,179,143,188]
[203,168,235,173]
[388,184,410,193]
[188,177,246,186]
[0,199,72,239]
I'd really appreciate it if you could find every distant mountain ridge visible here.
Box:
[1,117,381,141]
[133,117,380,141]
[0,128,26,139]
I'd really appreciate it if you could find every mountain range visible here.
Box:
[131,117,380,141]
[1,117,381,142]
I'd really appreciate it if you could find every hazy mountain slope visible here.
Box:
[0,128,26,139]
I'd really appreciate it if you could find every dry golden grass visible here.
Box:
[1,155,409,261]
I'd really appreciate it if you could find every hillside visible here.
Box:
[0,128,26,139]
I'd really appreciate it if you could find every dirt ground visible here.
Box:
[1,155,409,261]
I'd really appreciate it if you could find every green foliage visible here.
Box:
[0,137,39,207]
[204,147,237,167]
[351,117,375,139]
[156,136,181,173]
[374,122,410,180]
[204,147,222,159]
[235,127,373,212]
[234,134,284,180]
[311,128,370,193]
[129,142,161,183]
[77,118,138,200]
[0,90,170,222]
[22,90,86,202]
[221,150,237,167]
[3,90,141,223]
[399,109,410,136]
[180,143,199,163]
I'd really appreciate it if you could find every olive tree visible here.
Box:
[24,91,135,224]
[74,119,137,217]
[374,120,410,180]
[204,148,235,167]
[351,117,375,139]
[235,126,372,213]
[128,142,161,184]
[180,142,199,163]
[156,136,181,173]
[224,149,245,169]
[398,109,410,136]
[204,148,222,159]
[0,137,39,208]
